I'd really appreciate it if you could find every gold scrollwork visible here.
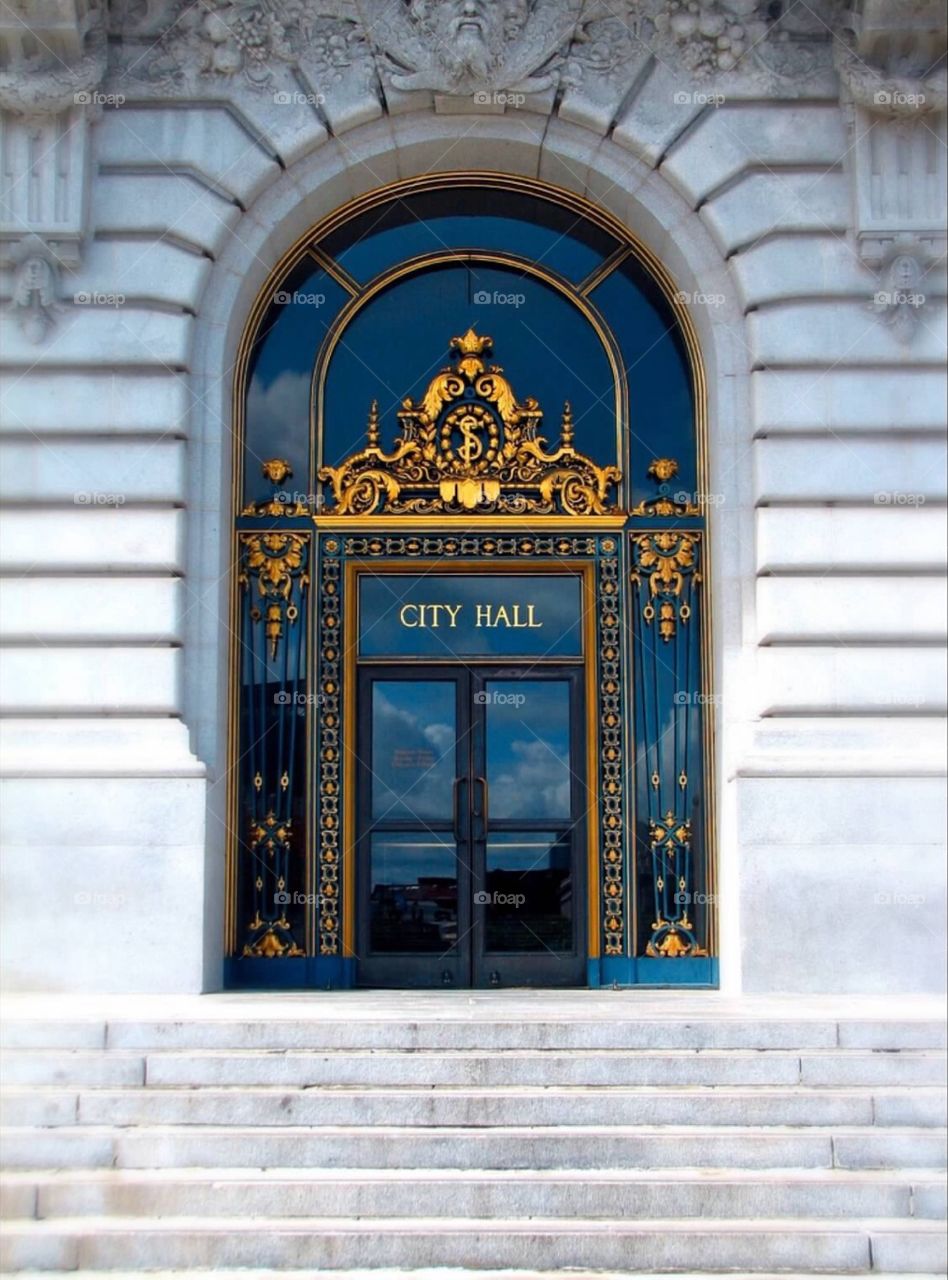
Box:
[645,812,707,959]
[630,531,699,642]
[318,329,621,517]
[239,530,310,659]
[241,812,305,958]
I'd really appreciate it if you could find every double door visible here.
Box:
[355,665,586,987]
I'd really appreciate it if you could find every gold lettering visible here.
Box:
[493,606,511,628]
[475,604,493,627]
[525,604,542,628]
[443,604,462,628]
[399,603,420,628]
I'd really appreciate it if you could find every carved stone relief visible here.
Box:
[108,0,849,103]
[2,0,945,344]
[0,1,107,340]
[834,1,947,339]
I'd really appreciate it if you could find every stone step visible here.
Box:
[4,1047,944,1088]
[102,1019,948,1052]
[4,1016,945,1053]
[1,1215,945,1273]
[4,1085,945,1130]
[2,1166,945,1221]
[3,1123,946,1171]
[4,1273,946,1280]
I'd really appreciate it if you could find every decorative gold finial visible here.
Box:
[561,401,574,448]
[451,327,492,357]
[366,400,380,448]
[450,327,493,378]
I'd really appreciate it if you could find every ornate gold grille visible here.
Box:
[318,329,621,517]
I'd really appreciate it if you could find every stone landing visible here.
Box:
[0,992,945,1276]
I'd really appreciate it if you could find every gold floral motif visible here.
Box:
[239,530,310,659]
[243,927,304,958]
[647,928,693,958]
[649,811,691,853]
[318,329,620,517]
[248,810,291,857]
[631,531,699,641]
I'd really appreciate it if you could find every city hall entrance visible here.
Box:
[228,175,718,991]
[353,570,589,988]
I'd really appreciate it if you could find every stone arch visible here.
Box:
[186,110,752,991]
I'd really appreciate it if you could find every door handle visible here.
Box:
[475,776,489,828]
[453,777,462,842]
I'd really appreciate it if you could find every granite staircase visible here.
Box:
[0,994,945,1277]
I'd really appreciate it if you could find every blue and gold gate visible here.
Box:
[226,176,716,989]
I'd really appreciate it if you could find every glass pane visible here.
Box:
[371,681,456,822]
[319,188,619,286]
[243,260,348,507]
[485,680,571,820]
[370,832,458,953]
[484,831,573,953]
[587,260,695,506]
[320,262,618,481]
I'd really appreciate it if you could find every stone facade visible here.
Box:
[1,0,945,993]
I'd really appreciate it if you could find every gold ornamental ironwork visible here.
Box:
[318,329,621,516]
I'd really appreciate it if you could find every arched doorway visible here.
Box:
[226,175,716,989]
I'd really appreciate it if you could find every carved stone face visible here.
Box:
[408,0,529,86]
[889,254,921,291]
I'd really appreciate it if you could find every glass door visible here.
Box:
[355,670,471,988]
[355,666,585,987]
[471,671,586,988]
